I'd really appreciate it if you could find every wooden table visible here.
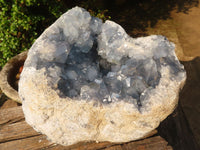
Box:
[0,101,169,150]
[0,98,198,150]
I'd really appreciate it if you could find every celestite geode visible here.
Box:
[19,7,186,146]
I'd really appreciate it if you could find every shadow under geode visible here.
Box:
[157,57,200,150]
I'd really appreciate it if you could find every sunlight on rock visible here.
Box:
[19,7,186,146]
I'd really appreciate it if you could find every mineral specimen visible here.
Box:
[19,7,186,146]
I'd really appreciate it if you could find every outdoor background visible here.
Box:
[0,0,200,149]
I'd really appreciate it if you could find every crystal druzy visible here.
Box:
[19,7,186,146]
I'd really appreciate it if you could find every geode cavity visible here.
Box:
[19,7,186,146]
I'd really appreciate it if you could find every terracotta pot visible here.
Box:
[0,51,28,103]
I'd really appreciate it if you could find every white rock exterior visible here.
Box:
[19,7,186,146]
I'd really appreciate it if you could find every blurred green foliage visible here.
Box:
[0,0,110,67]
[0,0,65,67]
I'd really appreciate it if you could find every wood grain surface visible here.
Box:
[0,106,172,150]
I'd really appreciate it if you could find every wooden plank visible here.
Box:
[0,104,195,150]
[104,145,123,150]
[0,121,40,143]
[121,136,172,150]
[48,136,172,150]
[0,122,171,150]
[0,135,172,150]
[0,99,19,109]
[158,90,200,149]
[180,59,200,147]
[157,105,200,149]
[0,106,24,125]
[47,141,117,150]
[0,135,53,150]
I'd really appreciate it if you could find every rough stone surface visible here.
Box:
[0,51,27,103]
[19,7,186,146]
